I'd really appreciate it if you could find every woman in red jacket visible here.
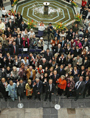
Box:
[56,75,67,96]
[22,35,29,48]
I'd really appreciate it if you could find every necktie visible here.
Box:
[76,81,80,89]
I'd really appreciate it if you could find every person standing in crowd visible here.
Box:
[33,78,43,100]
[17,79,25,100]
[26,66,36,81]
[7,80,17,101]
[25,79,33,99]
[0,78,8,101]
[56,75,67,96]
[44,79,55,102]
[74,76,85,101]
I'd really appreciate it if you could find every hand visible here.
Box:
[69,89,71,91]
[79,93,81,95]
[17,82,19,86]
[33,82,36,86]
[37,92,40,94]
[52,93,54,95]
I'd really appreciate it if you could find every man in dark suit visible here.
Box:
[83,76,90,98]
[50,70,59,85]
[16,12,23,27]
[9,41,19,56]
[33,78,43,100]
[66,28,73,41]
[57,65,65,77]
[16,34,23,48]
[57,53,66,66]
[7,19,14,31]
[44,48,52,61]
[20,21,28,31]
[74,76,85,101]
[0,78,7,101]
[55,44,63,56]
[44,79,55,102]
[74,45,81,57]
[17,79,25,100]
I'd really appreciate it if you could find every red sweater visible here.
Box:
[82,0,87,7]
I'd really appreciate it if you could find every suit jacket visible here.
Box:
[0,82,6,96]
[57,67,65,76]
[9,44,19,55]
[74,49,81,57]
[50,74,59,84]
[33,80,43,94]
[16,37,23,46]
[7,22,14,31]
[75,81,85,94]
[44,82,55,93]
[84,80,90,90]
[26,69,36,80]
[55,47,63,55]
[20,23,28,31]
[17,83,25,96]
[44,51,52,61]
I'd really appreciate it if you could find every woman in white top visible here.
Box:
[21,56,29,67]
[28,29,35,39]
[21,28,29,38]
[2,7,8,17]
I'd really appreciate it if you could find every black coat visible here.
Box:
[57,67,65,76]
[7,22,14,31]
[16,37,23,46]
[50,74,59,84]
[44,82,55,93]
[20,23,28,31]
[17,83,25,96]
[0,82,7,98]
[9,44,19,55]
[33,80,43,94]
[44,52,52,61]
[75,81,85,94]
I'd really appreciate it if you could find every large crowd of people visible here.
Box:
[0,0,90,102]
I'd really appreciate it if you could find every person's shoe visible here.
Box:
[74,98,77,101]
[5,98,7,101]
[86,94,89,97]
[34,97,37,100]
[44,99,46,101]
[39,98,41,101]
[49,99,51,102]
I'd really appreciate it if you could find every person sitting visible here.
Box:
[0,19,5,35]
[37,21,45,37]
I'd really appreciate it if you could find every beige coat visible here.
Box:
[26,69,36,80]
[25,83,33,96]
